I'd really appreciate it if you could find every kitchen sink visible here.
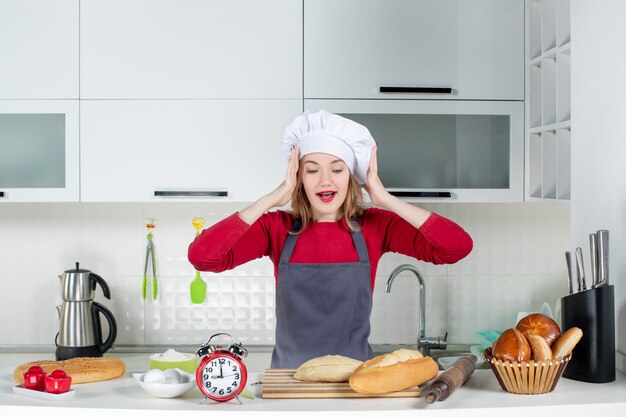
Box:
[371,344,488,370]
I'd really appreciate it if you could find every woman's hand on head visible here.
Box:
[237,147,299,225]
[364,146,391,206]
[272,146,299,207]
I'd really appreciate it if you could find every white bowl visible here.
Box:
[132,369,197,398]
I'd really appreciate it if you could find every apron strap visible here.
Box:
[279,219,369,264]
[349,220,369,263]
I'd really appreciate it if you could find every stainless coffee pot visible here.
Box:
[55,263,117,360]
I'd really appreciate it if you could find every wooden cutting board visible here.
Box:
[262,369,421,398]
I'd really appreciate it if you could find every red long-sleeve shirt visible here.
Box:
[188,208,472,291]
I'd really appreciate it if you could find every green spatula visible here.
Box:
[190,217,207,304]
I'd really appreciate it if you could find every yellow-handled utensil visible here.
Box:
[190,217,207,304]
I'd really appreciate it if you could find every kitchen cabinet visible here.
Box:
[304,0,524,101]
[80,0,302,99]
[526,0,571,201]
[306,100,524,203]
[0,0,79,99]
[80,100,301,202]
[0,100,79,202]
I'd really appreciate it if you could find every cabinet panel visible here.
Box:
[0,100,79,202]
[80,0,302,99]
[305,100,524,202]
[80,100,302,202]
[0,0,79,99]
[304,0,524,100]
[525,0,571,203]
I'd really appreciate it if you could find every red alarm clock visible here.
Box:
[195,333,248,402]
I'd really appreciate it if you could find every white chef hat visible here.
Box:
[282,110,376,185]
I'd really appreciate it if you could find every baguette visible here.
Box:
[348,349,438,394]
[551,327,583,358]
[525,333,553,361]
[14,357,125,384]
[293,355,362,382]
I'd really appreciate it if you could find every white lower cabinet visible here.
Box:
[0,100,79,202]
[80,100,302,202]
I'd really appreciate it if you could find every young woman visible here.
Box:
[188,110,473,368]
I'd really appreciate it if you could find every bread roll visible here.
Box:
[293,355,363,382]
[515,313,561,346]
[348,349,438,394]
[14,357,125,384]
[551,327,583,358]
[492,328,531,363]
[525,333,553,361]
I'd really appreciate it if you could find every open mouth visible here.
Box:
[316,191,337,203]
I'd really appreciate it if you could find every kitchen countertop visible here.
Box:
[1,352,625,416]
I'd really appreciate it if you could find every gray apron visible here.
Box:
[270,220,373,368]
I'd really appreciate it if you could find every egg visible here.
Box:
[163,369,182,384]
[143,369,166,384]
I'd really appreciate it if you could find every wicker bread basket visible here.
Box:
[483,347,571,395]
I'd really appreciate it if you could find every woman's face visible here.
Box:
[301,152,351,222]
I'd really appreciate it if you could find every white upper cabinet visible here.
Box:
[526,0,571,202]
[0,100,80,202]
[304,0,524,100]
[80,0,302,99]
[80,100,301,202]
[0,0,79,99]
[306,99,524,202]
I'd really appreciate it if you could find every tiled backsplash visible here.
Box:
[0,202,569,348]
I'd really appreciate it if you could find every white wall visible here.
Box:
[571,0,626,370]
[0,202,569,349]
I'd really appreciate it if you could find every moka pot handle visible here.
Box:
[92,302,117,354]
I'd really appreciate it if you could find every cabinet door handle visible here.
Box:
[389,191,452,198]
[379,87,453,94]
[153,190,228,198]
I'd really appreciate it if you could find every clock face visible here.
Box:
[198,354,246,400]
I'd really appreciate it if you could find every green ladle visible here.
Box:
[190,217,207,304]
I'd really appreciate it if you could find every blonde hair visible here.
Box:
[289,159,366,234]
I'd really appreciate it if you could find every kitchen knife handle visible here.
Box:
[575,247,586,291]
[380,86,453,94]
[565,251,574,294]
[596,230,609,286]
[589,234,598,288]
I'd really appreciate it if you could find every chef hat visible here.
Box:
[282,110,376,185]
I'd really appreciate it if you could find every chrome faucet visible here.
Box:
[385,264,447,356]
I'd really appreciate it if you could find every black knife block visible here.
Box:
[560,285,615,383]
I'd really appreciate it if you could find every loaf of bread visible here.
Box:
[13,357,126,384]
[293,355,363,382]
[525,333,553,361]
[516,313,561,346]
[348,349,438,394]
[551,327,583,358]
[492,328,531,363]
